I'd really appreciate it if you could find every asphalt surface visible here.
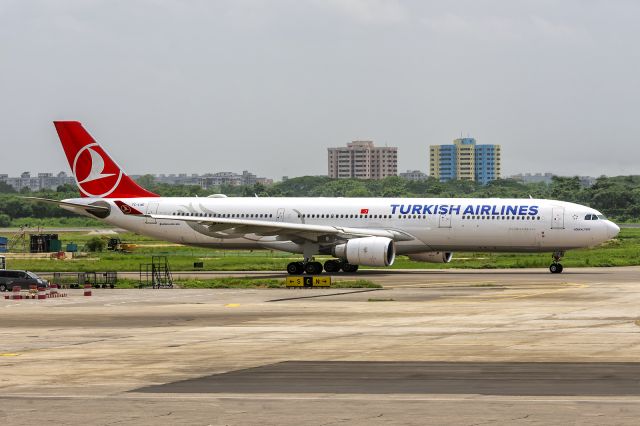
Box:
[137,360,640,396]
[2,267,640,425]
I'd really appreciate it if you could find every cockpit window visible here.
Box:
[597,214,606,220]
[584,214,599,220]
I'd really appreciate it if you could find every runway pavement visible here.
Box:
[2,267,640,425]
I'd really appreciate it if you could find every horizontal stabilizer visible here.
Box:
[23,197,110,212]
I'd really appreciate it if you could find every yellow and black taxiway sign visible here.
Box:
[286,276,331,287]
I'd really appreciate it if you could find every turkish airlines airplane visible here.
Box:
[30,121,620,275]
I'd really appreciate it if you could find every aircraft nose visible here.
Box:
[606,221,620,239]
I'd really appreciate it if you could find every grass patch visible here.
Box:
[115,277,380,289]
[329,280,381,289]
[9,217,106,228]
[368,298,394,302]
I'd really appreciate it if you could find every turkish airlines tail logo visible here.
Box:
[54,121,158,199]
[77,147,115,184]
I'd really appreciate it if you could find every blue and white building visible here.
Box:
[429,138,501,184]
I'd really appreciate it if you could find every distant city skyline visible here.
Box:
[1,168,603,192]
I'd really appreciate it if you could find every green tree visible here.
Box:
[0,182,16,193]
[85,237,106,252]
[0,213,10,227]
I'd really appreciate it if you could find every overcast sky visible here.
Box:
[1,0,638,180]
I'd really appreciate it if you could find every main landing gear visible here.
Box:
[549,251,564,274]
[286,259,359,275]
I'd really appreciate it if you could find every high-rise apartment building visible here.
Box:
[429,138,501,184]
[328,141,397,179]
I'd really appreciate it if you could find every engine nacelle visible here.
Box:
[407,251,453,263]
[332,237,395,267]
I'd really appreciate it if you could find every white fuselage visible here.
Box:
[64,197,619,255]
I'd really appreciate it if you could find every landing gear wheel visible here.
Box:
[287,262,304,275]
[304,261,323,275]
[341,263,359,273]
[549,263,563,274]
[323,260,342,273]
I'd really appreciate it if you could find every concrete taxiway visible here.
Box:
[2,267,640,425]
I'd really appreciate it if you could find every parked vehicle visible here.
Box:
[0,270,49,292]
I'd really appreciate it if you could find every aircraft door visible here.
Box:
[438,213,452,228]
[276,208,285,222]
[145,203,159,224]
[551,207,564,229]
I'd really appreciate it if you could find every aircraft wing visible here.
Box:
[149,213,415,242]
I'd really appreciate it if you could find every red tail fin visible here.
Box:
[54,121,158,198]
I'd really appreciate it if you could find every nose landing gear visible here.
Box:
[549,251,564,274]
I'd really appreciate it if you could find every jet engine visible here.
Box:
[407,251,453,263]
[332,237,395,267]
